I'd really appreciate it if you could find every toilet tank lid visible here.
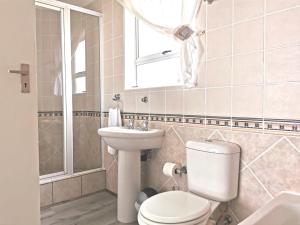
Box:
[186,140,240,154]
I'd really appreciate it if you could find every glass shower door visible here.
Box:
[70,10,102,172]
[36,5,65,176]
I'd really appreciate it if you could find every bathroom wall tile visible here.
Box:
[104,40,113,59]
[113,36,124,57]
[207,27,232,59]
[234,0,264,22]
[207,0,233,29]
[230,169,272,221]
[103,77,113,94]
[114,75,124,92]
[265,45,300,84]
[206,57,232,87]
[102,0,113,24]
[53,177,81,203]
[206,88,231,117]
[250,138,300,195]
[113,56,124,75]
[82,171,106,195]
[102,94,113,112]
[232,85,263,118]
[233,52,263,85]
[150,91,166,115]
[135,92,150,114]
[106,160,118,194]
[266,0,300,12]
[266,7,300,49]
[233,18,263,54]
[113,1,123,37]
[223,131,281,164]
[183,89,205,116]
[104,22,112,42]
[123,91,136,113]
[40,183,53,208]
[166,90,183,115]
[264,83,300,120]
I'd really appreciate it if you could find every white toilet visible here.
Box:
[138,140,240,225]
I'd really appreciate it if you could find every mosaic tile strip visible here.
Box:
[232,117,263,130]
[102,112,300,132]
[38,111,101,117]
[264,119,300,132]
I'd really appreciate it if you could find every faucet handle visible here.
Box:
[141,119,149,131]
[127,119,135,129]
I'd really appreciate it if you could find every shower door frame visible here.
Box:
[36,0,103,181]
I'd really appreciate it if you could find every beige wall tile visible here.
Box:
[233,52,264,85]
[183,89,205,115]
[103,77,113,94]
[82,171,106,195]
[250,138,300,195]
[114,75,124,92]
[166,90,183,115]
[113,36,124,57]
[230,169,272,221]
[206,87,231,116]
[113,1,123,37]
[40,183,53,208]
[104,40,113,59]
[102,94,113,112]
[264,83,300,119]
[123,91,136,113]
[136,92,150,114]
[207,27,232,59]
[266,7,300,49]
[207,0,232,29]
[53,177,81,203]
[265,45,300,84]
[234,0,264,21]
[266,0,300,12]
[150,91,166,115]
[114,56,124,75]
[104,22,112,42]
[232,85,263,118]
[233,18,263,54]
[207,57,232,87]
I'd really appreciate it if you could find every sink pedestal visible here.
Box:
[117,150,141,223]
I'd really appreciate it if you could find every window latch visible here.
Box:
[162,50,172,55]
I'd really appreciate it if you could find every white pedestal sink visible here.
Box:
[98,127,164,223]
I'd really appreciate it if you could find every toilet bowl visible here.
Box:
[138,140,240,225]
[138,191,219,225]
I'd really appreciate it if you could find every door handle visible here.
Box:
[9,64,30,93]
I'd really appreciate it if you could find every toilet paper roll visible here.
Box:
[163,162,180,177]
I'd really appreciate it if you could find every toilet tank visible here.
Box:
[186,140,240,202]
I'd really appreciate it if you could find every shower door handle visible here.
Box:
[9,63,30,93]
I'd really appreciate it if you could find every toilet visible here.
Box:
[138,140,241,225]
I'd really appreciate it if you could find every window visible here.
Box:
[124,11,182,89]
[72,40,86,94]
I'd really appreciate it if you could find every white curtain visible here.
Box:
[117,0,205,88]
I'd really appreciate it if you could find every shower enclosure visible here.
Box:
[35,0,103,179]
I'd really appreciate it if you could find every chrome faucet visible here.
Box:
[127,119,135,129]
[140,119,149,131]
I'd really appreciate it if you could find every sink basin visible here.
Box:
[98,127,164,151]
[238,192,300,225]
[98,126,164,223]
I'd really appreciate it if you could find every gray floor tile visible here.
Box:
[41,191,138,225]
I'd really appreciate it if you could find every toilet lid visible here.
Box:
[140,191,211,224]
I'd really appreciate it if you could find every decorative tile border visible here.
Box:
[38,111,101,118]
[102,112,300,133]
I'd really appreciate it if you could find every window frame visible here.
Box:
[124,11,182,90]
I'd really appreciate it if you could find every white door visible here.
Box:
[0,0,40,225]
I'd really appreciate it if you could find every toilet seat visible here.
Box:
[139,191,211,224]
